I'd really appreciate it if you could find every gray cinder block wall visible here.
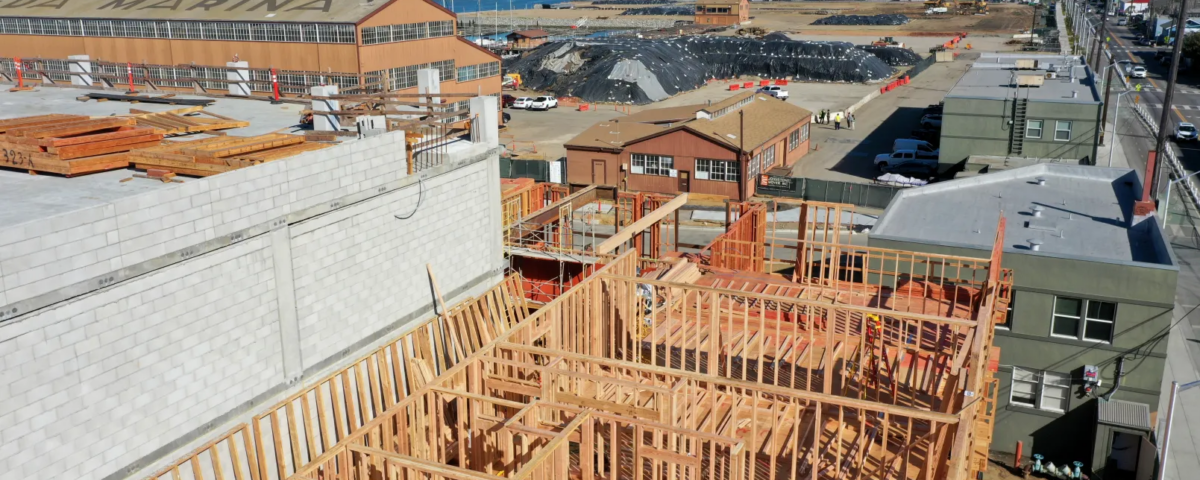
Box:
[0,129,504,480]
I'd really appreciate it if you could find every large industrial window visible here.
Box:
[631,154,674,176]
[457,62,500,83]
[1052,297,1115,342]
[800,123,809,143]
[361,20,453,45]
[1011,368,1070,412]
[762,144,776,168]
[696,159,738,182]
[1055,121,1073,141]
[788,129,800,151]
[1025,120,1043,139]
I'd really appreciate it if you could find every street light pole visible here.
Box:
[1151,0,1191,202]
[1108,89,1135,166]
[1157,380,1200,480]
[1101,60,1130,145]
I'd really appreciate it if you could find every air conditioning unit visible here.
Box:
[1017,74,1045,87]
[1015,59,1039,70]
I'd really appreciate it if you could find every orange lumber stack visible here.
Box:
[0,114,163,176]
[129,133,331,177]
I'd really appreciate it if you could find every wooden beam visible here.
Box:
[594,193,689,254]
[346,444,497,480]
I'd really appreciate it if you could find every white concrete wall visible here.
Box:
[0,132,504,480]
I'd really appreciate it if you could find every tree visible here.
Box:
[1184,32,1200,63]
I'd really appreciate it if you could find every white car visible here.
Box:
[512,97,533,109]
[873,150,938,170]
[757,85,789,100]
[1130,66,1147,78]
[1175,122,1198,141]
[919,114,942,128]
[528,96,558,110]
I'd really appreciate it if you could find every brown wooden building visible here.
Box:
[565,92,811,201]
[695,0,749,26]
[506,29,549,50]
[0,0,501,98]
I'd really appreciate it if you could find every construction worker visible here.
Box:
[847,112,855,130]
[834,112,842,130]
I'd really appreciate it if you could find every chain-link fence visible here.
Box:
[756,175,904,210]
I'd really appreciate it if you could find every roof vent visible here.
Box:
[1028,239,1043,251]
[1036,177,1046,186]
[1031,205,1044,218]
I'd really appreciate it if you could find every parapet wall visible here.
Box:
[0,131,505,480]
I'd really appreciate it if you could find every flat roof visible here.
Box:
[0,86,316,228]
[871,164,1175,267]
[946,54,1101,105]
[0,0,397,24]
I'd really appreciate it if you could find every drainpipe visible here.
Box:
[1103,356,1125,400]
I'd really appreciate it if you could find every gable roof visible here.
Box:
[697,0,744,5]
[565,93,811,153]
[0,0,419,24]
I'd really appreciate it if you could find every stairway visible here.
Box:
[1010,99,1028,156]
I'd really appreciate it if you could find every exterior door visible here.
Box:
[679,171,690,192]
[592,160,606,185]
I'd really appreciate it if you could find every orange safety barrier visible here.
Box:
[578,103,590,112]
[742,81,753,88]
[759,80,770,86]
[730,84,740,91]
[775,79,788,85]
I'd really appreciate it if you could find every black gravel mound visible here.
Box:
[504,37,895,104]
[856,45,923,66]
[812,14,910,26]
[620,5,694,15]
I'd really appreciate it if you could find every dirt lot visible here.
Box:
[468,1,1035,36]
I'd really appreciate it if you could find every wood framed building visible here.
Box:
[695,0,749,26]
[565,92,811,201]
[506,29,550,50]
[0,0,501,98]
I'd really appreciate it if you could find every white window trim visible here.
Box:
[1025,120,1043,139]
[1039,371,1071,413]
[1010,367,1071,412]
[1051,296,1116,343]
[1054,120,1073,142]
[1009,367,1038,408]
[631,153,674,177]
[1050,296,1083,340]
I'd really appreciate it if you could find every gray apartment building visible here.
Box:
[869,164,1177,479]
[939,54,1102,172]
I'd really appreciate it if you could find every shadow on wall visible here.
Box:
[1028,399,1096,470]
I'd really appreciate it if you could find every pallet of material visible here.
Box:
[129,133,331,177]
[0,115,163,176]
[128,107,250,135]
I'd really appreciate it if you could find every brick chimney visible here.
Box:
[1132,150,1158,228]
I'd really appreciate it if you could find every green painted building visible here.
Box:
[939,54,1102,172]
[869,164,1176,479]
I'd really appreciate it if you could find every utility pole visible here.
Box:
[1151,0,1190,201]
[1092,0,1111,72]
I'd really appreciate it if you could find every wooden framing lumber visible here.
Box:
[594,193,689,254]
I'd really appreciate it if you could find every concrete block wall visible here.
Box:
[0,131,504,480]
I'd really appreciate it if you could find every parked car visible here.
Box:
[529,96,558,110]
[919,114,942,128]
[757,85,789,100]
[502,94,516,108]
[1175,122,1198,141]
[502,112,511,123]
[1117,17,1127,26]
[881,161,937,178]
[1130,65,1147,78]
[892,139,939,159]
[512,97,534,109]
[873,150,938,170]
[1137,37,1154,46]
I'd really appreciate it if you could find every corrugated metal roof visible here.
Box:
[1097,399,1153,431]
[0,0,391,24]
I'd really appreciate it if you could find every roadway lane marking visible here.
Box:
[1110,35,1187,122]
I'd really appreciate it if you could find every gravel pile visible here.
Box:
[812,14,910,26]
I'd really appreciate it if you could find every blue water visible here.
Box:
[436,0,565,13]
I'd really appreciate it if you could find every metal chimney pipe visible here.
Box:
[1028,239,1043,251]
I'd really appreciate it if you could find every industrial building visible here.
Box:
[0,0,501,97]
[938,54,1101,173]
[870,163,1177,479]
[564,92,812,200]
[695,0,749,26]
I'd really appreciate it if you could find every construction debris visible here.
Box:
[858,45,924,66]
[128,133,330,177]
[0,114,162,176]
[506,37,895,104]
[84,92,215,106]
[128,107,250,135]
[813,14,911,25]
[619,4,692,15]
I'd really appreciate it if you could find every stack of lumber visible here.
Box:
[128,107,249,135]
[129,133,331,177]
[0,114,163,176]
